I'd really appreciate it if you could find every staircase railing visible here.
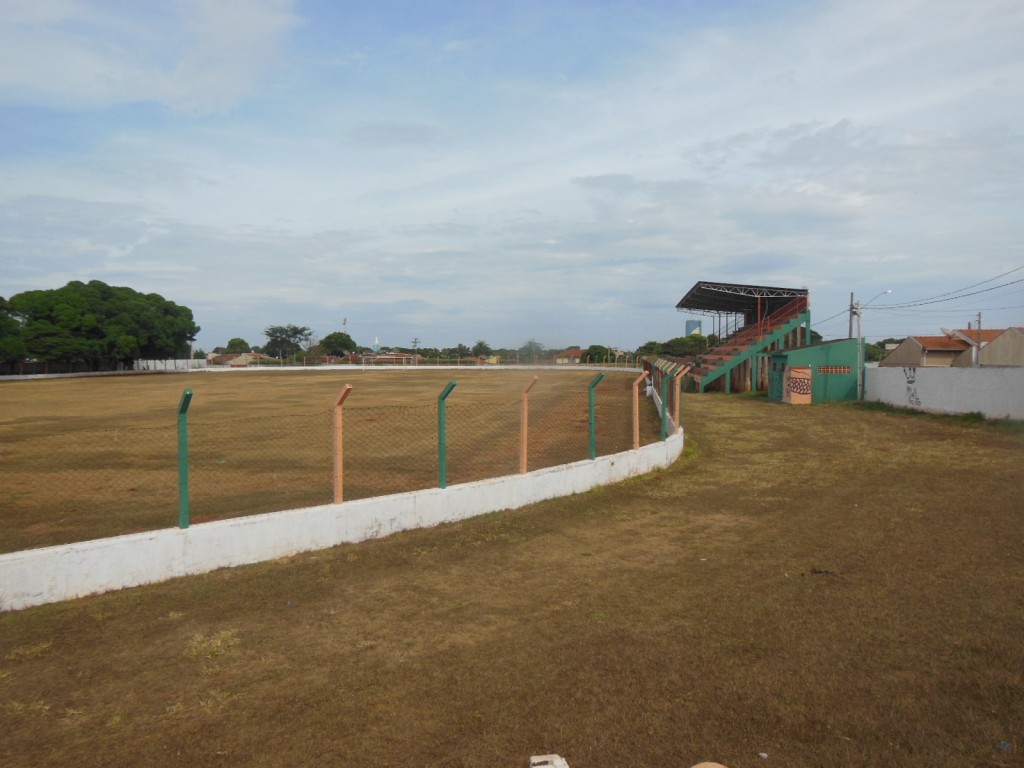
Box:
[692,299,810,391]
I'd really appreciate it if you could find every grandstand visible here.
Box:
[673,281,812,393]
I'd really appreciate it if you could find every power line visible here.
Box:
[877,266,1024,309]
[874,304,1024,316]
[881,263,1024,306]
[814,308,850,325]
[878,278,1024,309]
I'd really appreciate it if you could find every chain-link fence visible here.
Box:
[0,424,178,552]
[1,371,666,553]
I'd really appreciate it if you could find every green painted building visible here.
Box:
[767,338,860,404]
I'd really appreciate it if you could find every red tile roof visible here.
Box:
[952,328,1004,344]
[913,336,970,351]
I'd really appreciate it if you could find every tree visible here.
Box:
[262,324,311,360]
[583,344,611,363]
[0,297,27,365]
[8,280,199,370]
[661,335,708,357]
[225,337,251,354]
[635,340,664,357]
[471,340,492,359]
[864,342,887,363]
[321,331,358,357]
[519,339,545,363]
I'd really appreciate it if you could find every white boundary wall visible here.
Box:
[865,366,1024,419]
[0,430,683,612]
[135,359,206,371]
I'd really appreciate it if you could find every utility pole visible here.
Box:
[976,312,982,367]
[856,299,863,400]
[848,292,855,339]
[855,289,891,400]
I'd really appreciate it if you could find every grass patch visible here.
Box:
[4,641,51,662]
[852,399,1024,432]
[0,393,1021,767]
[185,629,241,660]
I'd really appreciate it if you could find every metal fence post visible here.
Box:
[660,376,669,441]
[520,376,539,473]
[588,372,605,459]
[632,371,650,449]
[673,365,691,434]
[177,388,193,529]
[333,385,353,503]
[438,381,457,488]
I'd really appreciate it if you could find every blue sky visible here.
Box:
[2,0,1022,352]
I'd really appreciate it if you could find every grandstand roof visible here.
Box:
[676,281,809,318]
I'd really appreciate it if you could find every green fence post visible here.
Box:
[437,380,457,488]
[177,388,193,529]
[588,372,605,459]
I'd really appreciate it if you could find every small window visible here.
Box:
[817,366,851,375]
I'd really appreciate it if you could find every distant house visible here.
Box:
[553,347,583,365]
[957,327,1024,367]
[209,352,276,367]
[880,328,1010,368]
[880,335,973,368]
[359,352,422,365]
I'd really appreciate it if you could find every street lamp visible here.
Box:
[855,289,891,400]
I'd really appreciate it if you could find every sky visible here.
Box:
[2,0,1023,353]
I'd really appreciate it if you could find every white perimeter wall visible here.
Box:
[0,430,683,612]
[866,366,1024,419]
[135,359,206,371]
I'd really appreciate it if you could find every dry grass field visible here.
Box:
[1,386,1023,767]
[0,368,657,553]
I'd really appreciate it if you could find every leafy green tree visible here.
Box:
[583,344,611,363]
[321,331,358,357]
[864,342,887,362]
[225,338,251,354]
[519,339,545,363]
[471,340,492,358]
[8,280,199,369]
[0,297,27,364]
[660,335,707,357]
[262,324,311,360]
[635,340,665,357]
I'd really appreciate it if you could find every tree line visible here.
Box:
[0,281,763,374]
[209,330,728,365]
[214,328,530,363]
[0,281,199,372]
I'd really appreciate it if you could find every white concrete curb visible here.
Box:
[0,431,683,611]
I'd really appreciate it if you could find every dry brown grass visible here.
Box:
[1,389,1023,767]
[0,369,656,552]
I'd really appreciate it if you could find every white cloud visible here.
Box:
[0,0,300,113]
[1,0,1022,349]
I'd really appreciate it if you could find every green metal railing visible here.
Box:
[588,372,605,459]
[437,380,457,489]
